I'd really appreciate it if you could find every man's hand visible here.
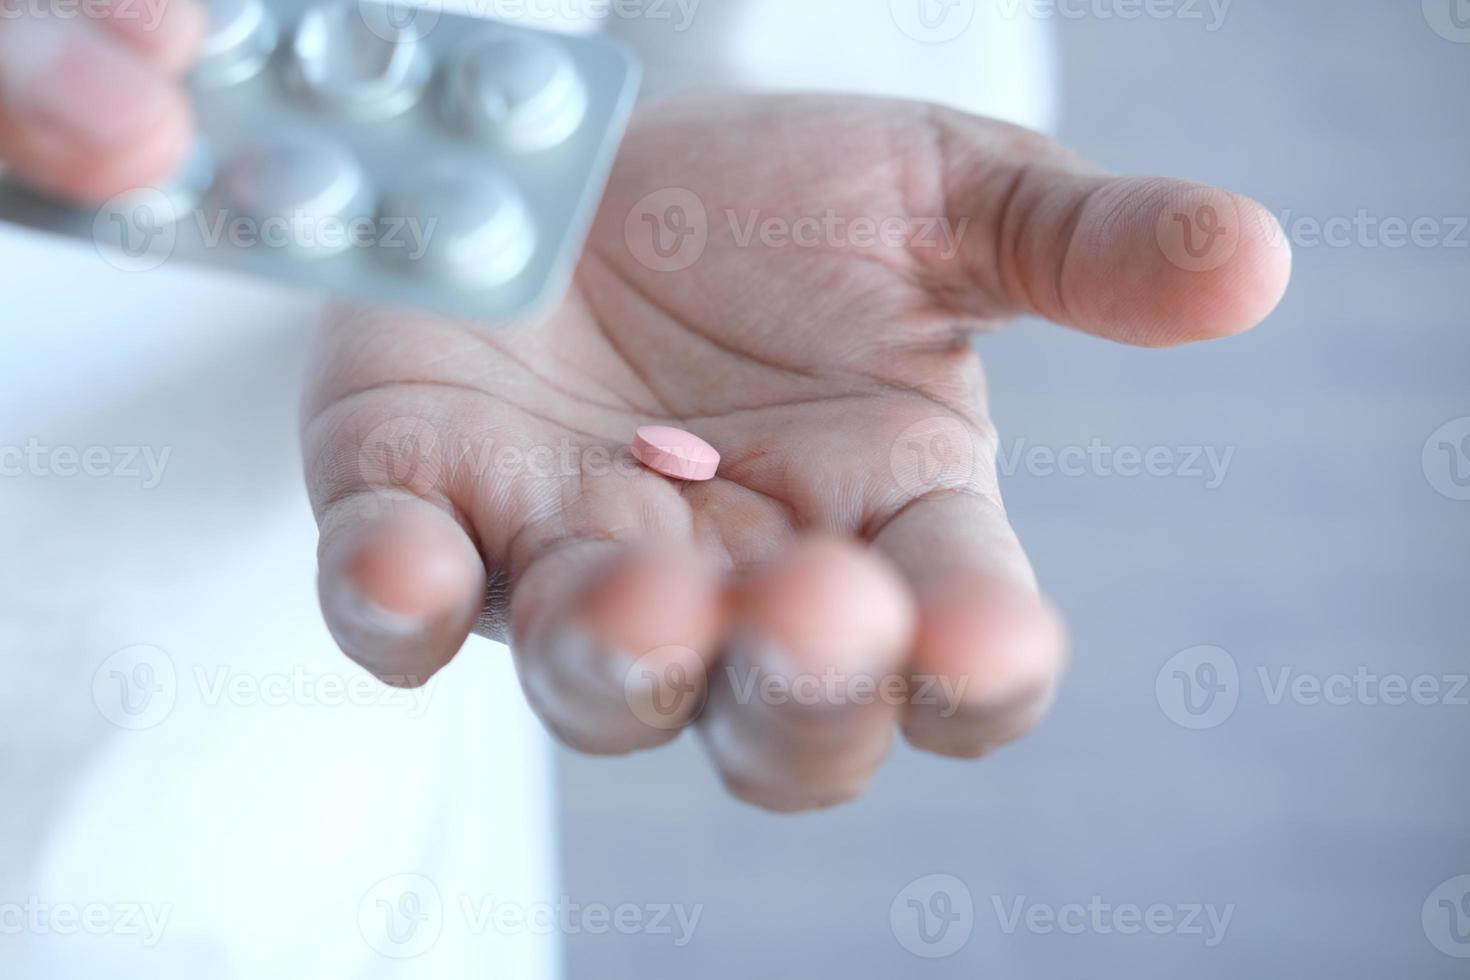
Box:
[303,93,1290,812]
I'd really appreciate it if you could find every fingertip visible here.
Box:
[917,575,1067,699]
[716,770,863,815]
[577,542,727,660]
[1063,177,1293,348]
[345,510,485,623]
[509,541,724,755]
[1217,193,1294,336]
[319,506,485,686]
[740,536,916,672]
[1146,183,1292,344]
[697,537,914,813]
[99,0,207,75]
[904,574,1068,758]
[0,16,196,204]
[66,88,194,203]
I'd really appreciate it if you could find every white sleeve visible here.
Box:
[601,0,1058,133]
[442,0,1057,130]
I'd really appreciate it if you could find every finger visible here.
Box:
[509,540,726,755]
[313,491,487,688]
[93,0,207,75]
[304,393,487,688]
[873,486,1067,759]
[698,537,916,813]
[936,113,1292,347]
[0,12,193,203]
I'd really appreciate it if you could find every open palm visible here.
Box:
[303,92,1289,812]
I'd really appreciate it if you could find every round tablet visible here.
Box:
[195,0,278,87]
[220,135,372,257]
[376,168,536,288]
[442,34,588,152]
[290,0,430,119]
[632,426,721,482]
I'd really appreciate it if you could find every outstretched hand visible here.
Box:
[302,93,1290,812]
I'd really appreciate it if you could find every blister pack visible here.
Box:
[0,0,641,321]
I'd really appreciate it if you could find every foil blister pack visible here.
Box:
[0,0,641,321]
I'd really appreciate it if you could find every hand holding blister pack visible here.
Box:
[0,0,640,321]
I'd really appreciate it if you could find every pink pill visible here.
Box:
[631,425,721,482]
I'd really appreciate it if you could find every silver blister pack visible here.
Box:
[0,0,641,321]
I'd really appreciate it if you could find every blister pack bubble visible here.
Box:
[0,0,641,322]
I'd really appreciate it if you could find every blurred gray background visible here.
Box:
[558,1,1470,976]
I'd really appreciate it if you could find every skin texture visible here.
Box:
[0,5,1291,811]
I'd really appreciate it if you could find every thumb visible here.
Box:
[938,114,1292,347]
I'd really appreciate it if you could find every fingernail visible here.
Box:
[544,624,636,697]
[726,629,852,716]
[0,16,168,151]
[324,574,430,640]
[726,628,798,682]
